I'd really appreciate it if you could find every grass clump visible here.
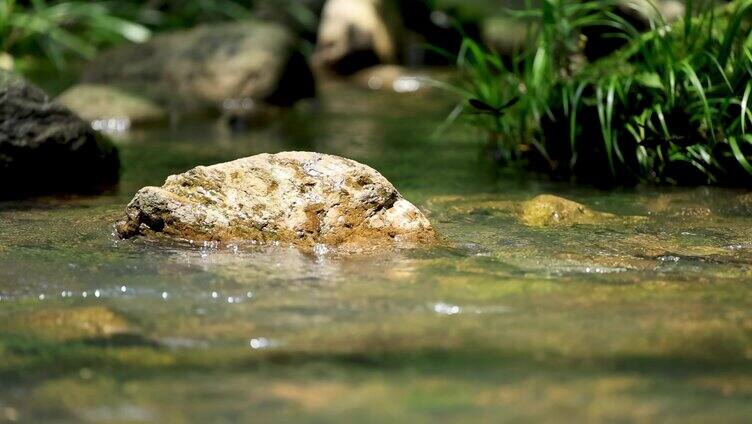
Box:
[450,0,752,186]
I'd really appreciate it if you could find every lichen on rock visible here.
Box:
[116,152,434,251]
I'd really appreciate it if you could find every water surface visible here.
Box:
[1,82,751,423]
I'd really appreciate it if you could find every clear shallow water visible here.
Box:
[1,82,752,423]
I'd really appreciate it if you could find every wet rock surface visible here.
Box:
[0,70,119,198]
[116,152,434,250]
[83,21,315,114]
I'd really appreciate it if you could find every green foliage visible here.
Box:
[111,0,253,31]
[0,0,293,70]
[452,0,752,185]
[1,0,323,75]
[0,0,151,68]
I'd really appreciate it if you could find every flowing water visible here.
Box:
[1,82,751,423]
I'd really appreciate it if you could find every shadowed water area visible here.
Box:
[1,82,751,422]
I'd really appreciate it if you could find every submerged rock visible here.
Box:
[0,70,119,198]
[314,0,402,75]
[57,84,168,127]
[520,194,613,227]
[7,307,132,341]
[83,21,315,115]
[116,152,434,250]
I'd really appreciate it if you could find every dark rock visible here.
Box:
[582,0,685,61]
[398,0,481,66]
[0,70,119,198]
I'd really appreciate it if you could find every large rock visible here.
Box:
[314,0,402,75]
[0,70,119,198]
[82,21,315,114]
[115,152,434,250]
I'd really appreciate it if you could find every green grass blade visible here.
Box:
[729,135,752,174]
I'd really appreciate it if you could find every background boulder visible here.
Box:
[313,0,402,75]
[0,70,119,198]
[82,20,316,115]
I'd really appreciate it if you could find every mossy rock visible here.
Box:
[519,194,614,227]
[6,307,133,342]
[57,84,168,126]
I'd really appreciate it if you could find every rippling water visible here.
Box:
[1,82,751,422]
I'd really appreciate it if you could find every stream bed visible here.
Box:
[1,82,751,423]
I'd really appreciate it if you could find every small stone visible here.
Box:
[7,307,132,341]
[57,84,168,127]
[519,194,612,227]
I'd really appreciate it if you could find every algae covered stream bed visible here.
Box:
[1,84,752,422]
